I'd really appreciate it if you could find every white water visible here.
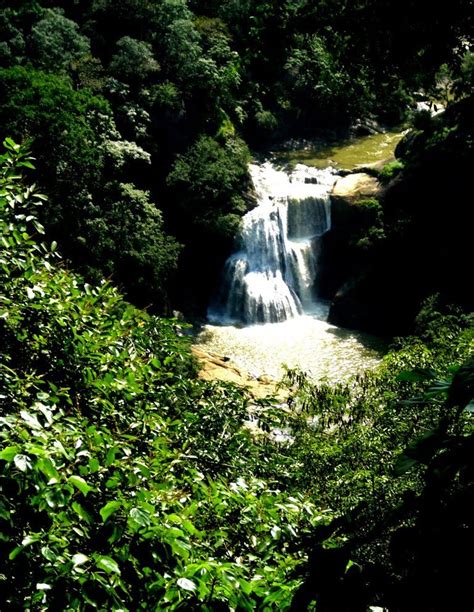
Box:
[209,163,339,324]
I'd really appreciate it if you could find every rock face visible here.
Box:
[317,172,392,333]
[316,173,383,302]
[328,276,414,336]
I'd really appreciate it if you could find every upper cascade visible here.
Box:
[209,162,339,324]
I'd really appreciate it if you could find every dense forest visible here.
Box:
[0,0,473,610]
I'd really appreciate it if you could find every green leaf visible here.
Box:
[129,507,151,528]
[69,475,93,496]
[9,546,23,560]
[96,555,121,575]
[182,519,198,535]
[22,534,41,546]
[396,368,436,382]
[398,429,443,473]
[100,501,121,522]
[4,137,19,151]
[37,458,60,484]
[72,501,93,525]
[41,546,57,562]
[464,400,474,414]
[0,446,20,462]
[20,410,42,430]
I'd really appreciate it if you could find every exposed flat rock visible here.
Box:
[191,346,281,399]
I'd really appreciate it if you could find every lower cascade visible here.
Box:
[209,162,339,324]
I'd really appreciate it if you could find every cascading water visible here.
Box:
[209,162,339,324]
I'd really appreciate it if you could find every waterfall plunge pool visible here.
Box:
[194,315,385,383]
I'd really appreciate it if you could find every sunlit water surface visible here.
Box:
[195,313,385,383]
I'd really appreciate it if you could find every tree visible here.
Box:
[30,8,90,73]
[0,10,26,66]
[284,34,364,127]
[109,36,159,85]
[0,66,178,311]
[82,182,181,309]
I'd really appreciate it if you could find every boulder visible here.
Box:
[350,117,384,136]
[327,271,418,336]
[332,172,381,202]
[318,174,387,330]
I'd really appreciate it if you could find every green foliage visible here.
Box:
[253,109,279,142]
[0,65,110,223]
[0,0,472,602]
[1,0,472,316]
[82,182,181,308]
[455,51,474,98]
[273,293,472,609]
[0,67,180,310]
[378,159,404,183]
[284,35,356,124]
[216,112,237,140]
[1,137,473,610]
[109,36,159,85]
[30,8,90,73]
[289,349,474,610]
[0,10,26,66]
[168,135,251,222]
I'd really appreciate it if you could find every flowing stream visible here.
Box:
[195,131,402,382]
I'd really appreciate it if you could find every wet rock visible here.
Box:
[350,118,384,136]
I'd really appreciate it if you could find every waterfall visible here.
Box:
[209,162,338,324]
